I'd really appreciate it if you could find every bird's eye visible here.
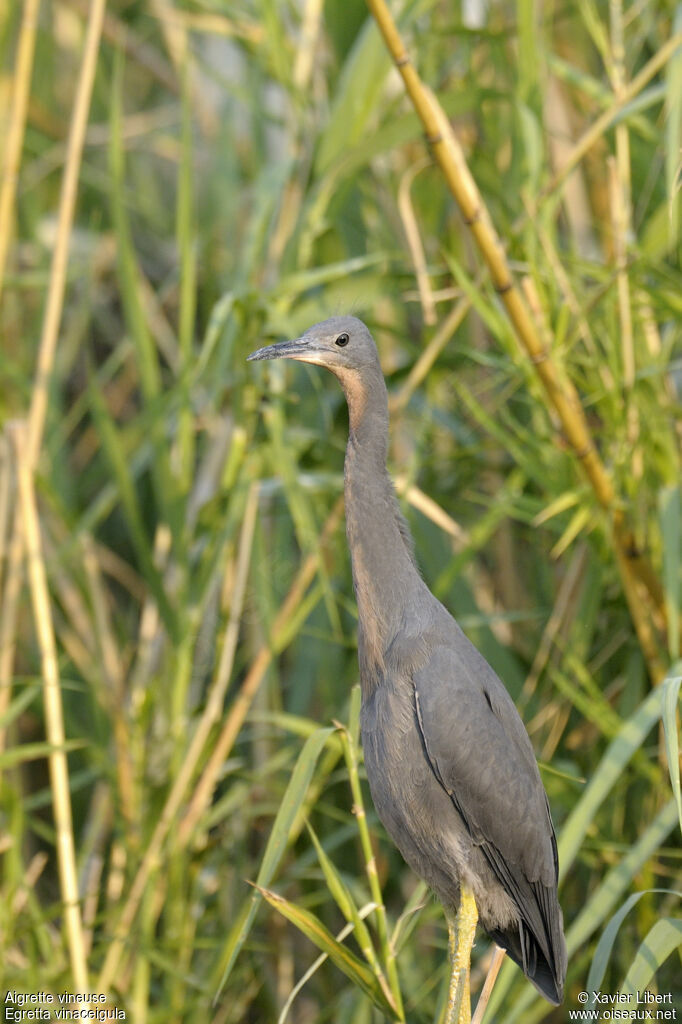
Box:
[335,333,349,347]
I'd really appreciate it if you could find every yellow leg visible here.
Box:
[443,883,478,1024]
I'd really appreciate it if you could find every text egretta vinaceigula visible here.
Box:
[248,316,567,1023]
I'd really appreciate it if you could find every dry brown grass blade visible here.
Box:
[398,157,436,325]
[97,483,261,992]
[390,294,472,415]
[394,475,464,544]
[10,422,89,992]
[79,782,113,955]
[365,0,666,682]
[0,0,40,305]
[11,851,49,918]
[520,543,589,707]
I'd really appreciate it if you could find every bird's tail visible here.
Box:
[487,915,567,1005]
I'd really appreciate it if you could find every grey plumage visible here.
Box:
[248,316,567,1005]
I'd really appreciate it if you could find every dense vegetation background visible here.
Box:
[1,0,681,1021]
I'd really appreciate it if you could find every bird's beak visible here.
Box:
[247,337,323,364]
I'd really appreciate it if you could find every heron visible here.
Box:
[248,316,567,1023]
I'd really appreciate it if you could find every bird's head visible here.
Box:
[247,316,380,377]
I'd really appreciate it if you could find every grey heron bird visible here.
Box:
[248,316,567,1022]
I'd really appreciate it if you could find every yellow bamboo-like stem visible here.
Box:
[366,0,611,501]
[0,0,40,305]
[364,0,666,680]
[11,423,89,992]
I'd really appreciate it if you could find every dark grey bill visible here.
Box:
[246,338,308,362]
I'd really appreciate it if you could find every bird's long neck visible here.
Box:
[338,365,425,688]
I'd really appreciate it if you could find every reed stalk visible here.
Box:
[365,0,667,681]
[11,423,89,992]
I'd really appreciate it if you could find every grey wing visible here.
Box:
[413,639,556,884]
[412,634,565,994]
